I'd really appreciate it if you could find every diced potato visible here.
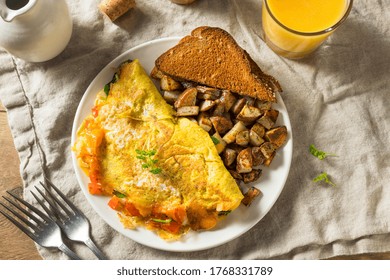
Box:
[212,132,227,154]
[210,116,233,135]
[228,169,243,180]
[150,67,164,79]
[255,100,272,112]
[249,130,265,147]
[231,98,246,115]
[259,142,276,159]
[212,102,225,116]
[243,169,262,184]
[219,90,237,112]
[222,121,247,144]
[263,151,276,166]
[163,90,182,104]
[196,86,221,100]
[160,75,182,91]
[197,112,212,132]
[236,104,262,122]
[174,87,197,108]
[223,148,237,166]
[257,109,279,129]
[241,187,262,206]
[176,106,199,117]
[265,126,287,149]
[244,96,256,106]
[251,123,266,138]
[236,147,253,173]
[199,100,216,111]
[236,130,250,146]
[251,147,265,166]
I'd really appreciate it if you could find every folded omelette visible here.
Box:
[73,60,243,239]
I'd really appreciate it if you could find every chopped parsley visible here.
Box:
[309,144,337,160]
[313,172,336,187]
[211,135,220,145]
[113,190,126,198]
[136,149,162,174]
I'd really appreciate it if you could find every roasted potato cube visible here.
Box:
[265,126,287,149]
[241,187,261,206]
[243,169,262,184]
[181,81,198,88]
[222,121,247,144]
[231,98,246,115]
[236,130,250,146]
[199,100,216,111]
[210,116,233,135]
[176,106,199,117]
[197,112,213,132]
[263,151,276,166]
[251,147,265,166]
[257,109,279,129]
[160,75,182,91]
[236,147,253,173]
[163,90,181,104]
[174,87,197,108]
[249,130,265,147]
[236,104,262,122]
[219,90,237,112]
[150,67,164,79]
[212,102,225,116]
[260,142,276,159]
[251,123,266,138]
[244,96,256,106]
[255,100,272,112]
[223,148,237,166]
[212,132,227,154]
[228,169,243,180]
[196,86,221,100]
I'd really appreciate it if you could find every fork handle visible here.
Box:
[59,243,82,260]
[85,238,108,260]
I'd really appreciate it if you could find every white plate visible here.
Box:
[71,37,293,252]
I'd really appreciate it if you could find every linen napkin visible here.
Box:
[0,0,389,260]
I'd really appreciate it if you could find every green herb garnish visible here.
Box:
[103,71,121,96]
[218,210,231,216]
[136,149,161,174]
[211,135,220,145]
[309,144,337,160]
[103,84,110,96]
[113,190,126,198]
[313,172,336,187]
[152,218,172,224]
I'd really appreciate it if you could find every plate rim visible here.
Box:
[71,37,293,252]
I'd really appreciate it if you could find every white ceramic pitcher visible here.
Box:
[0,0,73,62]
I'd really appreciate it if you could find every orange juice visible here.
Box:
[262,0,352,59]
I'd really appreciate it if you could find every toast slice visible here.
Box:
[155,26,282,102]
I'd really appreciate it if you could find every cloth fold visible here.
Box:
[1,0,389,260]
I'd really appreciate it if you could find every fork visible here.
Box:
[0,190,81,260]
[32,178,108,260]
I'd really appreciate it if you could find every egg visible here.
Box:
[74,60,243,239]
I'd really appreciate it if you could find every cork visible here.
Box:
[99,0,136,21]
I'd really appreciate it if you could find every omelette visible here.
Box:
[73,60,243,240]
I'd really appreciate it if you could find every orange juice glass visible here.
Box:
[262,0,353,59]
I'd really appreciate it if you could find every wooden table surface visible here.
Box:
[1,102,389,260]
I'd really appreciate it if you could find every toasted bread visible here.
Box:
[155,26,282,102]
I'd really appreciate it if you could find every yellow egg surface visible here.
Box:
[73,60,243,239]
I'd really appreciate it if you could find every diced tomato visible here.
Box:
[88,181,103,195]
[162,221,181,234]
[108,196,122,210]
[92,106,99,118]
[165,206,186,224]
[125,202,141,217]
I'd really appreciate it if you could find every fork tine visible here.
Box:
[42,179,82,215]
[1,197,42,230]
[6,190,51,223]
[30,190,62,222]
[33,186,67,221]
[39,182,73,217]
[0,202,37,241]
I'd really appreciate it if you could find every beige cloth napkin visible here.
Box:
[1,0,390,259]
